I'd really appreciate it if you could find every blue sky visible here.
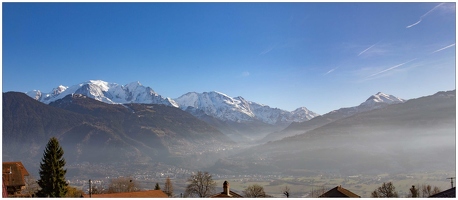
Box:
[2,2,456,114]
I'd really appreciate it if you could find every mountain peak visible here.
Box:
[125,81,143,89]
[174,91,318,125]
[88,79,107,84]
[49,86,69,99]
[206,91,229,97]
[26,80,178,107]
[290,107,319,121]
[364,92,404,104]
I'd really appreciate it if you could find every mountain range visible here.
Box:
[6,79,453,179]
[26,80,179,107]
[25,80,404,142]
[26,80,318,126]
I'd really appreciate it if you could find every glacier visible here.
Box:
[26,80,320,125]
[26,80,178,107]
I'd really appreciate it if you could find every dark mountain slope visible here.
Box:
[3,92,93,154]
[49,94,231,143]
[211,90,456,176]
[3,92,235,176]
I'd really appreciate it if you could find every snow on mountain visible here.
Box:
[360,92,404,108]
[242,98,318,124]
[26,80,318,124]
[291,107,319,121]
[26,80,178,107]
[175,91,318,125]
[329,92,405,116]
[174,92,255,123]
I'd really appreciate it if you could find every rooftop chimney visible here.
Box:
[223,181,230,196]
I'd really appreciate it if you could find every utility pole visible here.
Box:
[446,177,455,188]
[89,179,92,198]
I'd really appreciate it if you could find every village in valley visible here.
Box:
[3,157,455,198]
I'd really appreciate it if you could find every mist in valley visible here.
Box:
[3,90,455,197]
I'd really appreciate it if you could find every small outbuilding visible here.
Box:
[2,161,30,196]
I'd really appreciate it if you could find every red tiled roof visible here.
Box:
[2,162,29,187]
[319,186,360,198]
[82,190,168,198]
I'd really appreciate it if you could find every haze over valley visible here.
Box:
[2,80,455,197]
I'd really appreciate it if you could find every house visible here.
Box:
[429,187,455,198]
[2,162,30,196]
[2,177,8,198]
[319,185,360,198]
[211,181,243,198]
[82,190,168,198]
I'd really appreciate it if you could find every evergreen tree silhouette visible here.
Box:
[37,137,68,197]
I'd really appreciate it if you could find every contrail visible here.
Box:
[367,58,417,78]
[324,67,338,75]
[406,3,444,28]
[406,20,422,28]
[432,43,455,54]
[358,41,380,56]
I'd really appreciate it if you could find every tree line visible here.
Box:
[371,181,443,198]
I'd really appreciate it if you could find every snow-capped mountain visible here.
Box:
[291,107,318,121]
[174,91,255,122]
[174,91,319,125]
[329,92,405,116]
[26,80,178,107]
[26,80,319,125]
[360,92,405,108]
[260,91,406,143]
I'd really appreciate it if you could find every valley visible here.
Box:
[2,81,455,198]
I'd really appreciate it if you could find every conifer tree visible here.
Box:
[154,182,161,190]
[37,137,68,197]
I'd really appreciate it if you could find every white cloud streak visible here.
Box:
[358,41,380,56]
[406,20,422,28]
[407,3,444,28]
[367,58,417,78]
[324,67,339,75]
[431,43,456,54]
